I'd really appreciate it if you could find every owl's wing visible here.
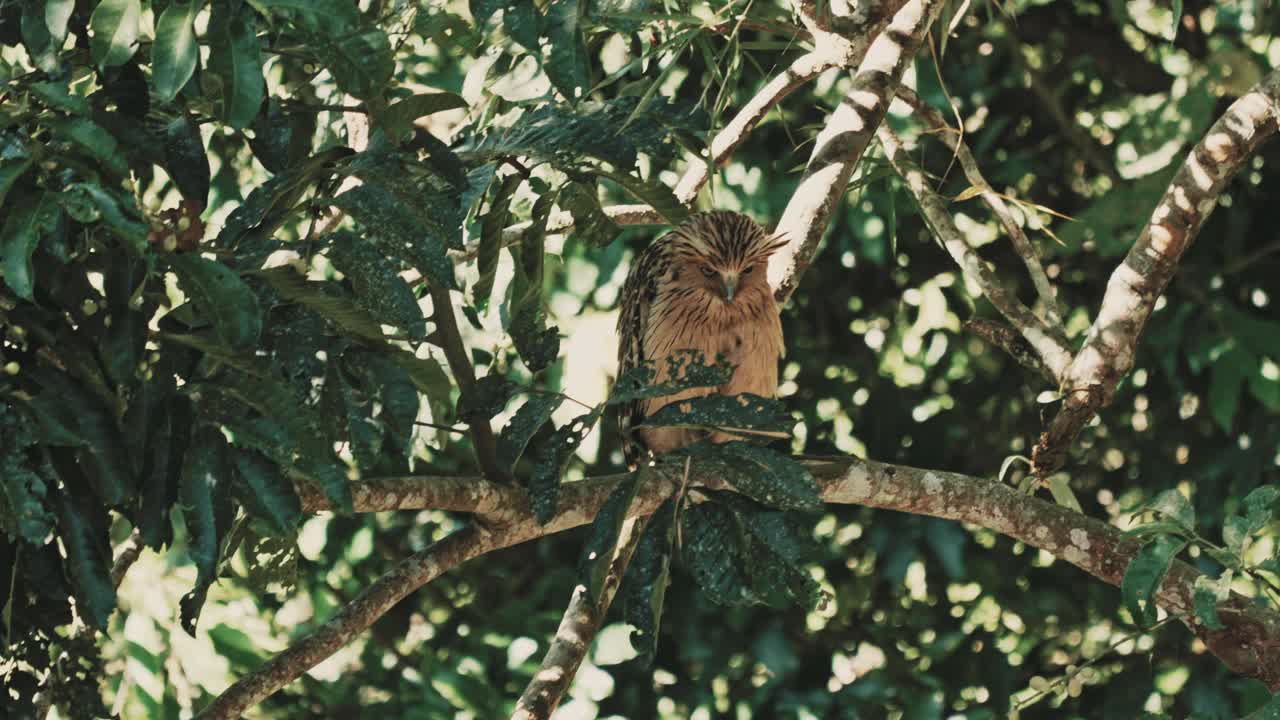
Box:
[616,241,666,469]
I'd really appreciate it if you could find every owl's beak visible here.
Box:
[720,274,738,303]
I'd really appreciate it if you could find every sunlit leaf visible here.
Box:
[90,0,142,67]
[168,254,263,350]
[1121,534,1186,627]
[152,0,201,103]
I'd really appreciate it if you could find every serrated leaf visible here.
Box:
[1193,571,1231,631]
[622,502,673,664]
[609,349,733,405]
[333,183,457,290]
[580,474,641,605]
[56,491,116,631]
[1143,488,1196,530]
[1,191,61,300]
[152,0,200,103]
[456,374,518,423]
[163,113,211,208]
[230,448,301,534]
[636,393,793,438]
[682,502,756,606]
[497,394,562,469]
[206,0,264,129]
[529,410,601,523]
[169,254,263,349]
[1121,534,1186,627]
[381,92,468,140]
[326,232,426,340]
[321,29,394,100]
[90,0,142,67]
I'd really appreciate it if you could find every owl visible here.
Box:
[616,211,787,468]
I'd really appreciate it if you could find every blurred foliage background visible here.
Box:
[2,0,1280,718]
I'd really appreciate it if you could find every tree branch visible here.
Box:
[964,318,1055,384]
[769,0,946,304]
[878,125,1075,380]
[511,514,651,720]
[1033,68,1280,475]
[427,283,508,483]
[895,85,1065,328]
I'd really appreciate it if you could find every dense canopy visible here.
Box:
[2,0,1280,718]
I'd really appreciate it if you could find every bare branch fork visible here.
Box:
[197,457,1280,717]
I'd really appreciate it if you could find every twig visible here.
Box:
[878,125,1075,380]
[1033,68,1280,476]
[427,283,508,483]
[768,0,947,305]
[896,85,1065,327]
[964,318,1055,384]
[511,514,653,719]
[110,529,144,588]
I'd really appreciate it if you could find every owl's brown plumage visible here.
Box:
[617,211,787,468]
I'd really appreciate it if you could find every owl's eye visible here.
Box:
[742,266,754,274]
[700,267,716,278]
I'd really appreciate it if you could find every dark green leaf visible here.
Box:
[346,350,420,456]
[504,0,539,48]
[67,182,149,250]
[181,426,231,587]
[579,474,641,605]
[0,403,55,543]
[0,158,32,209]
[561,181,620,246]
[322,29,394,100]
[1,191,61,300]
[544,0,590,101]
[1121,534,1187,627]
[1193,572,1229,631]
[230,448,302,534]
[326,231,426,340]
[52,118,129,178]
[333,183,457,290]
[603,169,689,224]
[163,113,211,208]
[29,81,90,115]
[609,349,733,405]
[152,0,201,103]
[474,174,521,312]
[682,502,756,606]
[90,0,142,67]
[56,491,116,631]
[206,1,264,129]
[22,1,58,72]
[688,442,821,512]
[381,92,468,141]
[529,410,601,523]
[45,0,75,41]
[1208,347,1252,433]
[622,502,673,664]
[636,393,793,437]
[457,374,518,423]
[168,254,263,349]
[497,394,562,469]
[100,251,147,387]
[29,368,134,505]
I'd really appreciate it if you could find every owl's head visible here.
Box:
[662,211,786,305]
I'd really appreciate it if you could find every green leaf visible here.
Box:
[602,170,689,224]
[1193,571,1230,631]
[179,426,234,635]
[22,1,59,72]
[29,368,135,505]
[741,509,825,610]
[544,0,590,101]
[29,81,90,115]
[503,1,539,48]
[169,254,263,350]
[321,29,394,100]
[474,174,521,312]
[497,394,562,469]
[163,113,211,208]
[1121,534,1187,627]
[206,0,264,129]
[682,502,756,606]
[381,92,468,140]
[621,503,673,664]
[333,183,457,290]
[456,375,518,423]
[346,350,420,456]
[1244,485,1279,529]
[152,0,201,103]
[508,189,560,372]
[1143,488,1196,530]
[56,491,117,631]
[0,158,33,209]
[1223,514,1254,555]
[0,403,55,543]
[51,118,129,178]
[579,474,641,605]
[609,349,733,405]
[529,410,601,523]
[100,252,147,387]
[684,442,822,512]
[561,181,620,246]
[45,0,76,41]
[67,182,149,250]
[636,393,793,438]
[230,448,302,534]
[90,0,142,67]
[1047,474,1083,513]
[1,192,61,300]
[1122,521,1189,541]
[326,231,427,340]
[1208,347,1252,433]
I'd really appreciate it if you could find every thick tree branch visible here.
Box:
[769,0,945,304]
[428,284,508,483]
[512,514,651,720]
[895,85,1065,327]
[1033,69,1280,475]
[878,125,1075,380]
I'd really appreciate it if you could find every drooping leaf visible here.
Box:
[609,349,733,405]
[1,191,61,300]
[1121,533,1187,627]
[561,181,620,246]
[622,502,673,664]
[327,231,426,340]
[230,448,302,534]
[99,251,147,387]
[206,0,264,129]
[51,118,129,178]
[543,0,590,102]
[333,183,457,290]
[152,0,201,103]
[56,490,116,631]
[684,442,822,512]
[381,92,469,140]
[321,29,394,100]
[681,502,756,606]
[474,174,521,312]
[90,0,142,67]
[508,189,561,372]
[529,409,601,523]
[497,394,562,469]
[636,393,793,438]
[163,113,211,208]
[579,473,641,605]
[179,426,235,635]
[456,374,518,424]
[29,368,135,505]
[168,254,263,349]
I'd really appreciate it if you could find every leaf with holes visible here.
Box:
[169,254,262,349]
[561,181,620,246]
[609,349,733,405]
[497,394,562,469]
[457,375,518,424]
[529,410,601,523]
[333,183,457,290]
[684,442,820,512]
[474,174,521,312]
[327,231,426,340]
[544,0,589,101]
[1121,533,1186,627]
[622,502,673,664]
[681,502,756,606]
[579,473,641,605]
[636,393,793,439]
[230,448,301,534]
